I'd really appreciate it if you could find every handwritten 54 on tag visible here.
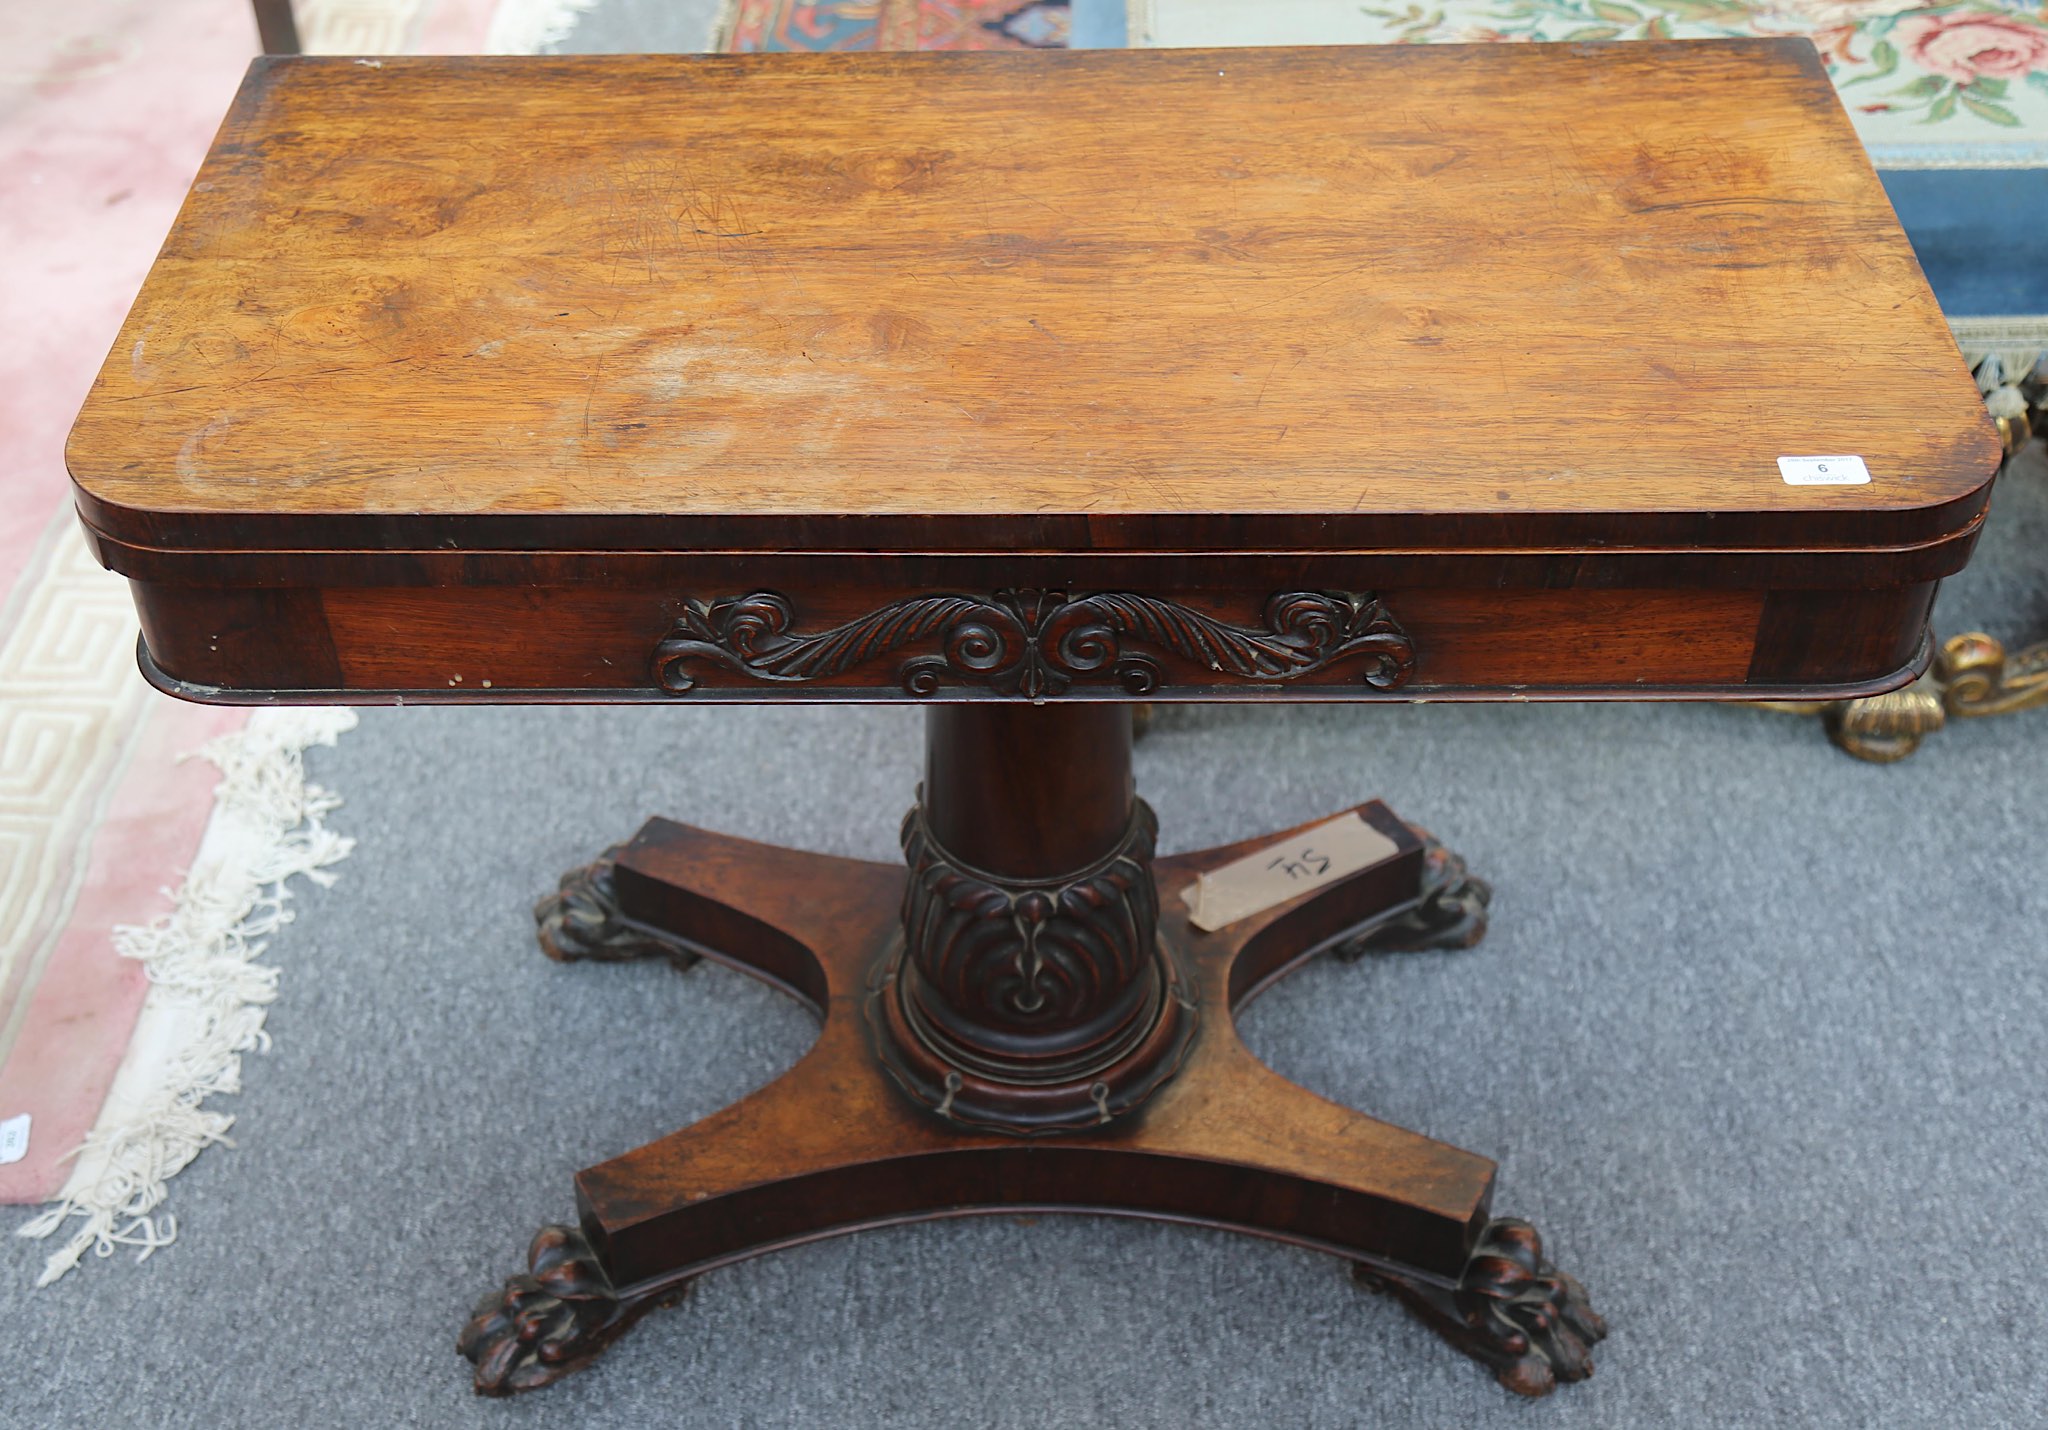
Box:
[1180,812,1400,932]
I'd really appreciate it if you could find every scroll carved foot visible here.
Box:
[1355,1217,1606,1397]
[535,845,699,971]
[1821,672,1945,763]
[1335,837,1490,958]
[1940,632,2048,719]
[1763,629,2048,764]
[458,1225,682,1396]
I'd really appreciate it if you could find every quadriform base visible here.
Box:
[460,711,1603,1399]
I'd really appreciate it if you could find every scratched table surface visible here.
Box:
[67,42,1995,556]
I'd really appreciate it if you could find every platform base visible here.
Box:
[460,802,1603,1398]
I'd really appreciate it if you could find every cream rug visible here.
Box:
[5,0,611,1290]
[0,0,472,1286]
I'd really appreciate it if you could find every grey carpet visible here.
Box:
[4,443,2044,1428]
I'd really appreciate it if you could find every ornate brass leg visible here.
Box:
[1768,631,2048,764]
[1818,671,1947,764]
[1940,632,2048,719]
[1762,340,2043,763]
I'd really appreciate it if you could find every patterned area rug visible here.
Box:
[0,1,270,1228]
[1133,0,2048,168]
[0,0,496,1284]
[717,0,1070,51]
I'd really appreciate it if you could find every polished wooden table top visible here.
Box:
[68,44,1998,704]
[70,42,1995,557]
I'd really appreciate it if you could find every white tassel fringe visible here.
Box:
[17,709,358,1287]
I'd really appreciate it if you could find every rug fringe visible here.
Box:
[16,709,358,1287]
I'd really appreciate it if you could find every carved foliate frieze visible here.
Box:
[652,589,1414,697]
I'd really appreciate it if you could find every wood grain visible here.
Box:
[69,43,1998,556]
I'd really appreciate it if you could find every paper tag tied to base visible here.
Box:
[1180,812,1400,932]
[0,1113,30,1166]
[1778,455,1870,486]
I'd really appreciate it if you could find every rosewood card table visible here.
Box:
[68,42,1997,1398]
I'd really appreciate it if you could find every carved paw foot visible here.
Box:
[1355,1217,1606,1397]
[458,1224,680,1396]
[536,846,699,971]
[1335,837,1490,958]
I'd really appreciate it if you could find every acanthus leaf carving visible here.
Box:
[899,800,1160,1036]
[653,589,1414,697]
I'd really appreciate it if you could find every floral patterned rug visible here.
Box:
[717,0,1070,51]
[1133,0,2048,167]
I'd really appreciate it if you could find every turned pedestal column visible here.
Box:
[871,705,1196,1133]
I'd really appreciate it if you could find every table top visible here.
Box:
[68,42,1996,557]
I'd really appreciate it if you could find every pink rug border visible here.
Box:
[0,0,498,1211]
[0,698,244,1203]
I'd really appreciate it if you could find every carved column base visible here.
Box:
[868,799,1198,1135]
[865,933,1197,1134]
[466,805,1597,1400]
[1354,1217,1607,1397]
[535,845,700,972]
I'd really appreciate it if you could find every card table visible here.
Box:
[67,42,1998,1397]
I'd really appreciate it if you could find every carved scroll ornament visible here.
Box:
[652,589,1414,698]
